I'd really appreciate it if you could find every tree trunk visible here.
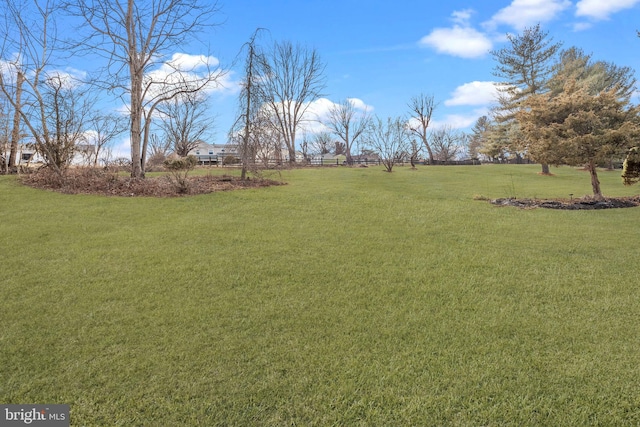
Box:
[541,163,550,174]
[287,144,296,164]
[127,0,144,178]
[8,71,24,170]
[588,161,603,200]
[424,143,434,165]
[130,107,142,178]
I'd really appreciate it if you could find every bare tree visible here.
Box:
[408,93,438,164]
[364,116,410,173]
[407,138,421,168]
[6,71,23,171]
[0,0,91,174]
[148,134,171,157]
[1,93,10,173]
[333,140,345,156]
[0,1,47,173]
[67,0,224,178]
[232,101,285,172]
[158,91,214,157]
[146,133,171,167]
[85,113,127,167]
[39,74,93,170]
[252,113,284,168]
[324,99,370,165]
[257,40,326,164]
[232,30,265,180]
[308,131,332,156]
[300,132,310,161]
[430,126,465,162]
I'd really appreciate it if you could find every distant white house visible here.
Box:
[1,143,40,166]
[188,141,311,166]
[188,141,239,165]
[1,143,101,167]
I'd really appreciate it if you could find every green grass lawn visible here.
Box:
[1,164,640,426]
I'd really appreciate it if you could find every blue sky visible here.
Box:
[6,0,638,156]
[193,0,640,148]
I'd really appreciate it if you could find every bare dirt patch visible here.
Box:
[490,196,640,210]
[21,168,284,197]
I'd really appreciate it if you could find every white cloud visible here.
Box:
[302,97,373,122]
[295,97,374,136]
[146,53,235,96]
[44,69,86,89]
[407,113,478,132]
[108,137,132,160]
[346,97,373,112]
[485,0,571,30]
[166,53,220,70]
[445,81,499,106]
[572,22,593,31]
[420,26,493,58]
[575,0,640,20]
[419,9,492,58]
[430,114,480,130]
[452,9,475,25]
[303,98,335,123]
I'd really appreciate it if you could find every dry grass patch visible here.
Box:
[20,167,283,197]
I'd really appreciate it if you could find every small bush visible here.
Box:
[223,155,239,165]
[622,147,640,186]
[163,155,198,193]
[104,157,132,173]
[146,152,168,171]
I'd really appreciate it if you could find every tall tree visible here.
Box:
[518,81,640,199]
[407,93,437,164]
[232,30,265,179]
[324,99,370,165]
[491,24,561,174]
[257,40,326,164]
[68,0,223,178]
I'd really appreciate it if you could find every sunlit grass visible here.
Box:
[1,164,639,425]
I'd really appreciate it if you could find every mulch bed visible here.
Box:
[490,196,640,210]
[21,168,284,197]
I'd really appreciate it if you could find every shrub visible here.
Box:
[222,155,239,165]
[146,152,168,171]
[163,155,198,193]
[622,147,640,186]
